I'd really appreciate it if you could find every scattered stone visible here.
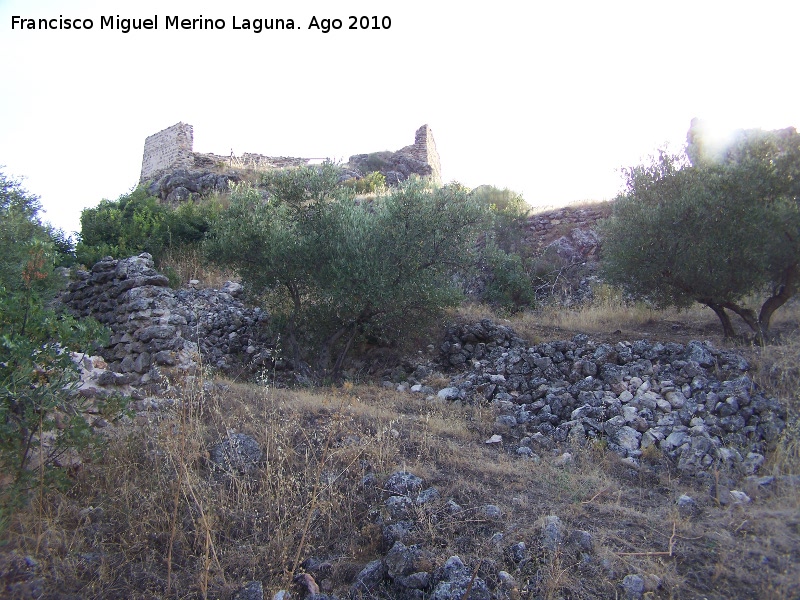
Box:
[729,490,752,504]
[233,581,264,600]
[485,434,502,444]
[483,505,502,519]
[677,495,699,518]
[208,433,263,476]
[435,320,785,477]
[437,387,461,401]
[385,471,424,497]
[553,452,573,466]
[350,559,386,597]
[569,530,594,553]
[620,574,645,599]
[430,556,490,600]
[541,515,564,550]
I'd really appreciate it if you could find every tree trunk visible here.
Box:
[721,301,763,343]
[706,303,736,338]
[758,263,799,340]
[314,324,354,381]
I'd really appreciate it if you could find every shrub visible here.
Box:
[76,187,221,267]
[602,125,800,342]
[0,170,121,534]
[342,171,386,194]
[481,244,535,311]
[206,165,489,379]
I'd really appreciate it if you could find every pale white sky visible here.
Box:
[1,0,798,235]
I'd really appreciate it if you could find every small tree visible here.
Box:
[602,125,800,342]
[206,165,489,379]
[1,171,116,533]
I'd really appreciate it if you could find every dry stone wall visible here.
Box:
[61,254,273,383]
[435,319,786,479]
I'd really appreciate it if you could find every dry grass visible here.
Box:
[158,246,237,289]
[3,299,800,598]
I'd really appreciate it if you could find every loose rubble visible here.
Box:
[431,319,786,478]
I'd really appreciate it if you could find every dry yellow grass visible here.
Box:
[3,299,800,598]
[159,246,237,289]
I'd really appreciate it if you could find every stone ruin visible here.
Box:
[59,252,787,481]
[60,253,273,384]
[435,319,786,479]
[348,124,442,186]
[139,122,442,203]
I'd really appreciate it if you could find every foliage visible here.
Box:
[206,164,489,379]
[76,187,221,267]
[342,171,387,194]
[602,126,800,341]
[470,185,531,256]
[480,243,535,311]
[468,185,538,309]
[0,171,75,289]
[76,187,167,265]
[0,170,120,534]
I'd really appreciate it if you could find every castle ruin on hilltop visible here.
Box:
[139,122,442,188]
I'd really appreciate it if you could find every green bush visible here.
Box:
[481,244,535,311]
[0,170,122,534]
[207,165,489,379]
[76,187,221,267]
[468,185,538,308]
[342,171,387,194]
[603,125,800,341]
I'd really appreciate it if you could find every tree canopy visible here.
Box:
[206,165,489,379]
[602,124,800,341]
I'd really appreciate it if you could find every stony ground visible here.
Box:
[1,306,798,600]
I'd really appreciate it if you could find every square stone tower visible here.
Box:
[140,122,194,183]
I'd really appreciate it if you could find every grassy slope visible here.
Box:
[2,300,798,600]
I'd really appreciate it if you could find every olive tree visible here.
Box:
[206,165,489,379]
[602,126,800,342]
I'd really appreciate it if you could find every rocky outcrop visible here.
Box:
[60,254,272,383]
[348,125,442,187]
[436,320,785,479]
[146,168,240,204]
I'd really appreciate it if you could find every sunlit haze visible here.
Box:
[1,0,798,235]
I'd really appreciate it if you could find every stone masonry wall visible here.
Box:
[140,122,194,183]
[61,254,273,383]
[398,125,442,186]
[348,124,443,186]
[139,122,442,189]
[139,122,314,186]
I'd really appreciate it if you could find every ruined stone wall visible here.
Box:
[140,122,194,183]
[437,319,785,478]
[140,122,441,189]
[347,124,443,186]
[61,254,273,383]
[398,125,442,186]
[191,152,311,171]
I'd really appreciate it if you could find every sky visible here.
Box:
[1,0,798,236]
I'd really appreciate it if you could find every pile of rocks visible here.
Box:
[436,320,786,478]
[146,168,240,203]
[61,254,272,382]
[176,282,272,372]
